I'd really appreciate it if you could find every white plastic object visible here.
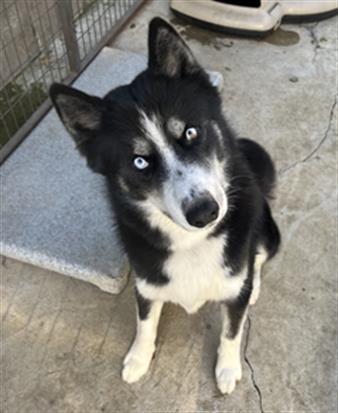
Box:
[171,1,338,35]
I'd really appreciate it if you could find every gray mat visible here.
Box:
[1,48,148,294]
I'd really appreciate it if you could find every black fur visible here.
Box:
[237,138,276,199]
[135,288,151,320]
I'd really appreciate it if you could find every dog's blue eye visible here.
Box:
[133,156,149,170]
[185,127,198,141]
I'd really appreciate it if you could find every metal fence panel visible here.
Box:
[0,0,144,163]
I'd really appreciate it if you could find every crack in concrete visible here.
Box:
[279,96,337,175]
[244,315,265,413]
[305,22,320,62]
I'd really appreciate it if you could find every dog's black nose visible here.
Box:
[185,197,219,228]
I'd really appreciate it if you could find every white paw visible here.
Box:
[122,346,154,384]
[122,356,151,383]
[249,285,260,306]
[215,364,242,394]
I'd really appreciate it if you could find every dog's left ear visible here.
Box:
[148,17,201,78]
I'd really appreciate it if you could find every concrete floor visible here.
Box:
[2,1,337,412]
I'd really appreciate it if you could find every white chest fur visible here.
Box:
[137,235,246,314]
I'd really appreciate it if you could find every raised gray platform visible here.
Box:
[1,47,148,294]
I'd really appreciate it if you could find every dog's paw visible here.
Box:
[122,356,151,383]
[122,345,154,384]
[215,364,242,395]
[249,285,260,306]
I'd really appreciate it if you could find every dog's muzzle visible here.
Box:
[184,195,219,228]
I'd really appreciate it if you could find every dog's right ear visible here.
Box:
[50,83,109,174]
[50,83,105,148]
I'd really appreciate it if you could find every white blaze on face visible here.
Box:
[139,111,228,232]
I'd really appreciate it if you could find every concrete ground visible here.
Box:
[2,1,337,412]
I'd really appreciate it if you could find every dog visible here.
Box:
[50,17,280,394]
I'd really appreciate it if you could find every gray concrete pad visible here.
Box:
[2,1,337,411]
[1,48,149,294]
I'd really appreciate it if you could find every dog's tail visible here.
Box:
[237,138,276,199]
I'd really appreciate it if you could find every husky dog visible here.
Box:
[50,17,280,394]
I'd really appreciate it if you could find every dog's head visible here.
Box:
[51,18,233,233]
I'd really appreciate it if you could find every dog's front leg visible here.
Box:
[215,300,248,394]
[122,289,163,383]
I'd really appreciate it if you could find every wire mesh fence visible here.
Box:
[0,0,142,161]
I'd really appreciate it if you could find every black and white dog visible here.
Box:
[50,17,280,394]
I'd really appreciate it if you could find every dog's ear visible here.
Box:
[148,17,201,78]
[50,83,105,142]
[50,83,107,174]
